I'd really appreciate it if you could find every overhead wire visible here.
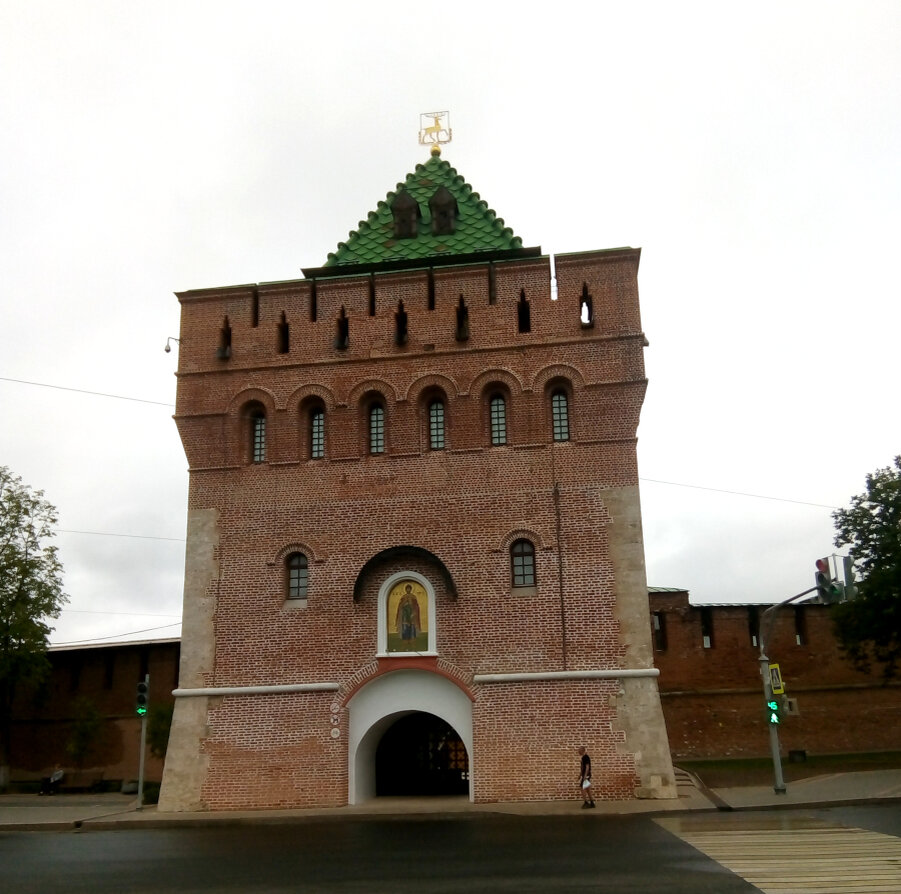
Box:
[10,374,839,643]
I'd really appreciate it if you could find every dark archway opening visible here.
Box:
[375,712,469,796]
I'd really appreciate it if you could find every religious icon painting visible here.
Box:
[386,579,429,653]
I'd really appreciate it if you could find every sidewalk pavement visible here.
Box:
[1,768,899,832]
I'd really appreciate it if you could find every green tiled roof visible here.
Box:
[325,149,523,267]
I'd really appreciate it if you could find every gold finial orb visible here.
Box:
[431,144,441,157]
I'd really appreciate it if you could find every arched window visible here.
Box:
[428,399,446,450]
[310,408,325,459]
[511,539,536,588]
[250,409,266,463]
[551,390,570,442]
[286,553,309,600]
[489,395,507,446]
[369,404,385,454]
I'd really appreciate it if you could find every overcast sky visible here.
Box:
[1,2,898,646]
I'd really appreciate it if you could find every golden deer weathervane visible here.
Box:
[419,111,452,151]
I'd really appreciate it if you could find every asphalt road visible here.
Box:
[2,806,899,893]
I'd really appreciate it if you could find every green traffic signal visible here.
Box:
[136,681,149,717]
[767,698,781,725]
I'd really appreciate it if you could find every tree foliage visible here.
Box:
[65,697,104,770]
[0,467,68,769]
[831,456,901,680]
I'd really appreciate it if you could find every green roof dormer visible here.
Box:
[322,147,527,269]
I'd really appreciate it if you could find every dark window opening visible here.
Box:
[369,404,385,454]
[428,268,436,311]
[217,316,232,360]
[251,289,259,327]
[488,262,497,305]
[517,289,531,333]
[748,606,760,648]
[455,295,469,341]
[391,191,420,239]
[277,311,289,354]
[794,606,807,646]
[287,553,309,600]
[652,612,667,652]
[428,400,445,450]
[310,408,325,459]
[580,282,594,327]
[368,275,376,316]
[551,390,570,442]
[429,186,458,236]
[395,300,408,345]
[700,608,714,649]
[335,307,349,350]
[511,539,536,587]
[310,280,318,322]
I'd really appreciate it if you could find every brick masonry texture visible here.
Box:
[160,248,677,810]
[651,591,901,759]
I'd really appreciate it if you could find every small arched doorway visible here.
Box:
[375,712,469,796]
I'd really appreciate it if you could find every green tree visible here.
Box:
[0,467,68,783]
[831,456,901,680]
[65,697,104,771]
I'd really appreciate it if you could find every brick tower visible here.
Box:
[159,147,676,810]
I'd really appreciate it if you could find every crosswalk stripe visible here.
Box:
[655,817,901,894]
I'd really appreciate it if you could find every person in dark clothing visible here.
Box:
[39,765,64,795]
[578,747,595,808]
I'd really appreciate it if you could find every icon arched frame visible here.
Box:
[377,571,437,657]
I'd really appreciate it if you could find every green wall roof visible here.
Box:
[324,149,523,267]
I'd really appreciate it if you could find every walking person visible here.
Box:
[578,746,595,808]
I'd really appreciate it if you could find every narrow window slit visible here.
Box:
[517,290,531,333]
[217,316,232,360]
[580,283,594,327]
[395,300,408,345]
[455,296,469,341]
[335,306,349,350]
[277,312,289,354]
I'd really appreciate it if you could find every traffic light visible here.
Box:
[766,698,781,725]
[135,681,149,717]
[815,558,842,603]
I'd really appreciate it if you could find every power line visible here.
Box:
[57,528,185,543]
[5,377,841,519]
[62,608,181,618]
[0,375,174,407]
[52,622,182,646]
[639,477,839,510]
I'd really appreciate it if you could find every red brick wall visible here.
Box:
[169,248,662,808]
[650,592,901,758]
[9,641,178,784]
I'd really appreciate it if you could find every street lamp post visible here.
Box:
[758,586,817,794]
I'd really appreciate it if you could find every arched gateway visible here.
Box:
[347,668,473,804]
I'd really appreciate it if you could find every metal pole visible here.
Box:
[136,673,148,810]
[759,650,785,793]
[758,586,817,795]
